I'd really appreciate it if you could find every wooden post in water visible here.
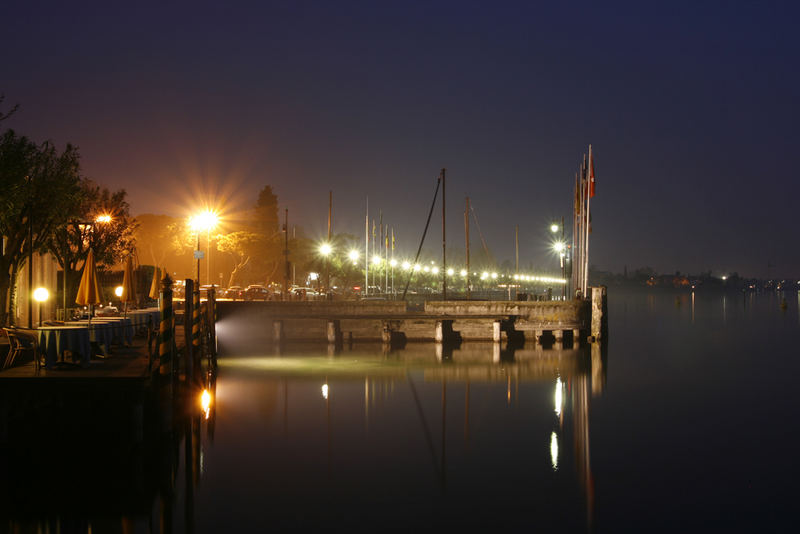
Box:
[192,286,201,367]
[159,272,174,379]
[208,287,217,365]
[184,278,194,383]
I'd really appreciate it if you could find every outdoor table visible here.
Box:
[90,317,135,344]
[37,326,92,368]
[127,308,160,331]
[64,318,132,352]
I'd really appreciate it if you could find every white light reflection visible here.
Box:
[550,431,559,470]
[554,376,563,416]
[322,383,329,400]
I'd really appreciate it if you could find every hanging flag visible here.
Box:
[372,220,376,238]
[574,174,581,215]
[391,228,395,250]
[589,151,596,198]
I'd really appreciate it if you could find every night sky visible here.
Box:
[3,1,799,278]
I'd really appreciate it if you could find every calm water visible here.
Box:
[2,289,799,532]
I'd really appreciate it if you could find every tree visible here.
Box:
[47,180,137,307]
[133,213,179,267]
[0,94,17,123]
[0,130,82,326]
[216,231,261,286]
[249,186,283,284]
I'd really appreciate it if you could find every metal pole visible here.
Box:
[515,224,519,301]
[561,215,565,299]
[365,198,369,296]
[441,168,446,301]
[206,228,210,288]
[327,191,332,298]
[196,234,200,285]
[284,208,289,299]
[583,145,592,297]
[465,196,470,300]
[28,201,33,328]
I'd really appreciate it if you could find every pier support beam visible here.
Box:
[590,286,608,342]
[327,320,342,344]
[273,320,284,343]
[492,321,502,342]
[435,320,461,343]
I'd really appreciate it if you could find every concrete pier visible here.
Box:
[215,293,608,351]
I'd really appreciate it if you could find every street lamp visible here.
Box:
[319,242,332,296]
[550,218,565,298]
[33,287,49,327]
[553,242,566,299]
[190,210,219,286]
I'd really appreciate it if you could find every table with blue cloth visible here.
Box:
[64,318,133,353]
[127,308,160,333]
[37,326,92,368]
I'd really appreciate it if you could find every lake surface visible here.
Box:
[2,289,799,532]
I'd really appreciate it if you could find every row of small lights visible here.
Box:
[320,245,565,284]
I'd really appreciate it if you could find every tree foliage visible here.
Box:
[47,180,137,306]
[0,130,82,325]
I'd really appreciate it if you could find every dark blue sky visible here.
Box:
[3,1,799,278]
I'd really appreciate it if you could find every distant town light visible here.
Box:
[319,243,332,256]
[491,272,498,279]
[372,255,382,265]
[553,242,565,253]
[550,223,559,234]
[432,267,439,275]
[413,264,421,272]
[322,384,329,400]
[423,266,430,273]
[348,250,359,261]
[309,272,319,281]
[446,268,454,276]
[402,261,411,270]
[95,214,112,224]
[114,286,124,297]
[390,259,398,267]
[460,269,467,277]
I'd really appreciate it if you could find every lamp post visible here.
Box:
[551,219,566,299]
[319,243,332,296]
[33,287,49,327]
[190,210,218,286]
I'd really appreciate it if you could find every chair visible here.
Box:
[3,327,40,370]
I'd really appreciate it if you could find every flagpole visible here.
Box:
[391,227,395,297]
[572,172,578,297]
[365,198,369,297]
[384,225,388,295]
[583,144,592,297]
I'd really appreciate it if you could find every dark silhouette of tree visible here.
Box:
[0,130,81,326]
[47,180,137,307]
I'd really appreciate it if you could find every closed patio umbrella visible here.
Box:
[149,266,161,300]
[75,249,103,325]
[121,255,136,317]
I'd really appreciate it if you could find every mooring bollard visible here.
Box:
[159,272,174,378]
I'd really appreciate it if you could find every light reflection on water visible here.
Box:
[194,341,603,531]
